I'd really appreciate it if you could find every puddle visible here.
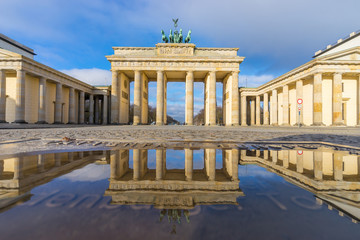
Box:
[0,147,359,239]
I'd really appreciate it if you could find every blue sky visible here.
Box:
[1,0,359,121]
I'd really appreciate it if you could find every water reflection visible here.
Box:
[240,148,360,223]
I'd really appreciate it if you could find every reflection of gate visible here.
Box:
[342,102,347,125]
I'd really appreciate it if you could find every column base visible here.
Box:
[281,123,290,126]
[12,120,28,124]
[67,122,77,124]
[156,122,164,126]
[53,122,63,124]
[331,122,346,126]
[271,123,279,126]
[35,121,48,124]
[311,122,325,126]
[241,123,248,126]
[0,120,8,123]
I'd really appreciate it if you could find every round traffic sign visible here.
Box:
[297,98,303,104]
[297,150,303,155]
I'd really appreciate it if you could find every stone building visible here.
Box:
[0,34,110,124]
[240,30,360,127]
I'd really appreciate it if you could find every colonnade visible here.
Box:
[0,69,109,124]
[241,73,360,127]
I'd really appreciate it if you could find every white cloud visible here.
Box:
[61,68,111,86]
[239,74,275,88]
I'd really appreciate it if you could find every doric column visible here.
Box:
[68,87,76,124]
[156,71,164,125]
[209,71,216,125]
[272,151,278,164]
[313,73,323,125]
[88,94,94,124]
[110,151,118,179]
[256,95,261,125]
[282,150,289,168]
[156,149,164,180]
[111,70,119,124]
[79,91,85,124]
[133,149,140,180]
[204,149,216,181]
[332,73,343,125]
[241,95,247,126]
[282,85,289,125]
[94,96,99,124]
[102,95,108,125]
[13,157,23,179]
[14,69,27,123]
[231,71,240,125]
[37,155,45,173]
[314,151,323,180]
[250,98,255,125]
[333,152,343,181]
[133,70,142,125]
[0,69,6,123]
[185,149,193,181]
[263,93,269,125]
[271,89,278,125]
[185,71,194,125]
[296,79,303,125]
[54,83,62,124]
[296,152,303,173]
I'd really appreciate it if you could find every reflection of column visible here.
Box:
[0,69,6,123]
[240,150,246,160]
[205,149,216,181]
[313,73,323,125]
[110,150,119,179]
[156,71,164,125]
[37,77,47,124]
[102,95,108,125]
[241,96,247,126]
[185,149,193,181]
[133,149,140,180]
[250,98,255,125]
[14,69,27,123]
[79,91,85,124]
[0,160,3,177]
[13,157,23,179]
[69,87,76,124]
[263,93,269,125]
[185,71,194,125]
[78,152,84,159]
[54,83,63,124]
[111,70,119,124]
[209,71,216,125]
[296,153,303,173]
[282,150,289,168]
[133,71,142,125]
[333,152,343,181]
[37,155,45,172]
[282,85,289,125]
[263,150,269,160]
[332,73,343,125]
[256,95,261,126]
[88,94,94,124]
[271,89,278,125]
[156,149,164,180]
[272,151,278,164]
[314,151,323,180]
[55,153,61,167]
[68,152,74,162]
[224,149,239,180]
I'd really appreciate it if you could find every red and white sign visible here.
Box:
[297,98,303,104]
[297,150,303,155]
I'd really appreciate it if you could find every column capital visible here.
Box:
[186,70,194,75]
[231,70,240,75]
[333,72,343,76]
[157,70,163,74]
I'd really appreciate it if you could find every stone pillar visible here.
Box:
[263,93,269,125]
[272,151,278,164]
[102,95,108,125]
[68,87,76,124]
[0,69,5,123]
[250,98,255,125]
[111,70,119,124]
[313,73,323,125]
[156,149,164,180]
[256,95,261,125]
[110,151,118,179]
[94,96,99,124]
[88,94,94,124]
[13,157,23,179]
[358,75,360,126]
[332,73,343,125]
[164,77,167,124]
[133,70,142,125]
[35,77,47,124]
[263,150,269,160]
[314,151,323,180]
[185,71,194,125]
[282,150,289,168]
[209,71,216,125]
[296,80,303,125]
[133,149,140,180]
[185,149,193,181]
[282,85,289,125]
[296,153,303,173]
[333,152,343,181]
[37,155,45,172]
[241,95,247,126]
[156,71,164,125]
[54,83,63,124]
[0,160,3,177]
[231,71,240,125]
[205,149,216,181]
[79,91,85,124]
[55,153,61,167]
[14,69,27,123]
[271,89,278,125]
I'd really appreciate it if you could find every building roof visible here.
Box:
[0,33,36,56]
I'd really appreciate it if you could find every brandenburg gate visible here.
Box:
[107,43,244,126]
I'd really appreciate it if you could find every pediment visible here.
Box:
[0,48,21,58]
[320,47,360,61]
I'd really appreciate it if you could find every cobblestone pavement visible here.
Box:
[0,124,359,157]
